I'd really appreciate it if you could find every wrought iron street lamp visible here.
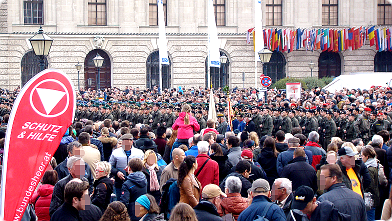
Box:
[258,47,273,102]
[93,53,104,91]
[75,62,83,91]
[29,26,53,71]
[308,61,315,77]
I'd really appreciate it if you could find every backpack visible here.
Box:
[253,203,273,221]
[160,178,180,219]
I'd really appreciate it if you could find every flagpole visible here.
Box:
[159,58,162,94]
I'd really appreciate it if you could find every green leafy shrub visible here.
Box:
[272,77,335,90]
[271,78,308,90]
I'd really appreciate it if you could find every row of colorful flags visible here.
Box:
[247,26,392,53]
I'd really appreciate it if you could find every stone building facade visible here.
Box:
[0,0,390,90]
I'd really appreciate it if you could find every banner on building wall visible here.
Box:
[286,82,301,101]
[0,69,75,221]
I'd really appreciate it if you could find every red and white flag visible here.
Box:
[0,69,75,221]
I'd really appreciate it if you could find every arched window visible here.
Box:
[205,51,230,89]
[84,49,111,90]
[263,51,286,84]
[318,51,341,78]
[374,51,392,72]
[21,51,48,86]
[146,51,171,89]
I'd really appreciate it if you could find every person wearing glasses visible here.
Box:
[318,163,367,221]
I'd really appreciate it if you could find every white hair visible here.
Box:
[225,131,235,139]
[308,131,319,142]
[67,156,84,169]
[372,135,384,146]
[274,178,292,195]
[225,176,242,193]
[197,141,209,153]
[188,137,193,146]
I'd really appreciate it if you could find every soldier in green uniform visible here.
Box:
[151,103,163,131]
[370,112,387,136]
[165,106,176,128]
[344,113,359,142]
[303,110,318,137]
[289,110,299,128]
[322,110,337,150]
[196,110,206,130]
[216,113,228,134]
[354,107,371,143]
[272,108,282,136]
[259,107,273,136]
[280,109,292,134]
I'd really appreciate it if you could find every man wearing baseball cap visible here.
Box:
[290,185,350,221]
[194,184,226,221]
[237,179,286,221]
[241,149,267,182]
[337,146,371,198]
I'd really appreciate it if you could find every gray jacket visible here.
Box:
[227,146,242,167]
[318,183,367,221]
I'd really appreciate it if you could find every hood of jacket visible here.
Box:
[126,171,147,188]
[93,176,114,192]
[60,136,75,145]
[364,158,378,168]
[37,184,54,197]
[194,200,220,216]
[178,112,188,120]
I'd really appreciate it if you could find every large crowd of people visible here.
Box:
[1,84,392,221]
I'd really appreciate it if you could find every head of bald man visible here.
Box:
[172,148,185,167]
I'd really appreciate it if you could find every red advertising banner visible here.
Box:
[0,69,75,221]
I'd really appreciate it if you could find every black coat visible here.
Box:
[220,172,251,198]
[280,156,318,193]
[244,120,256,133]
[210,154,232,182]
[91,177,114,213]
[194,201,223,221]
[257,147,279,186]
[142,165,163,205]
[79,204,103,221]
[51,203,82,221]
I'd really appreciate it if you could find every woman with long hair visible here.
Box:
[30,170,58,221]
[178,155,201,208]
[142,150,164,204]
[168,203,198,221]
[100,201,130,221]
[256,136,279,186]
[172,104,200,147]
[135,194,164,221]
[209,143,231,182]
[163,130,178,164]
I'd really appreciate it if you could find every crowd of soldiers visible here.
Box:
[0,85,391,150]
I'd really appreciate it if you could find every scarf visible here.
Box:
[305,141,321,147]
[146,163,159,191]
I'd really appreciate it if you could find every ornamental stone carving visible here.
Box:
[93,36,105,49]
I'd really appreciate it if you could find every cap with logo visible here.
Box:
[291,185,314,210]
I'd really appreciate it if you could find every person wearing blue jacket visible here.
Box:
[120,158,147,221]
[237,179,286,221]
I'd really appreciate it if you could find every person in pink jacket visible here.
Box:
[172,104,200,144]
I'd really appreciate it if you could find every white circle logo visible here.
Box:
[29,79,70,118]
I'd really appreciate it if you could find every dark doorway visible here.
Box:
[318,51,341,78]
[21,51,48,86]
[205,51,230,89]
[374,51,392,72]
[263,51,286,84]
[84,49,111,90]
[146,51,171,89]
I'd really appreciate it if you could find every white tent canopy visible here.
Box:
[323,72,392,92]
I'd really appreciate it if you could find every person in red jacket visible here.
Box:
[30,170,58,221]
[172,104,200,142]
[194,141,219,189]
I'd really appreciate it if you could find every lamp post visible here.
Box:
[29,26,53,71]
[308,61,315,77]
[93,53,104,91]
[220,55,228,88]
[258,47,273,102]
[75,62,82,92]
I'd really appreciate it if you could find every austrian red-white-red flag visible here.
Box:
[0,69,75,221]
